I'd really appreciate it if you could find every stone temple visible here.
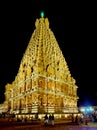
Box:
[4,13,79,119]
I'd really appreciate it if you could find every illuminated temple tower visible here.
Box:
[4,13,79,117]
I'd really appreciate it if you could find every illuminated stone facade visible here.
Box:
[4,16,79,115]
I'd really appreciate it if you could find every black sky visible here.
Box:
[0,1,97,107]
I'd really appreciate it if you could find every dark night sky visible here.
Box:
[0,1,97,107]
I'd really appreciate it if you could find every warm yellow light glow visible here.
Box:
[90,107,94,111]
[80,108,85,112]
[2,15,79,118]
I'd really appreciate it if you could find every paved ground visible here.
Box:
[82,122,97,127]
[0,123,97,130]
[0,118,97,130]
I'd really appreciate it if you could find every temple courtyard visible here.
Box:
[0,118,97,130]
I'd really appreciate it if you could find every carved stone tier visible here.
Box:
[4,16,79,115]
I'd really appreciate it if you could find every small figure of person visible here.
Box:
[51,114,54,126]
[84,117,88,125]
[75,115,78,124]
[75,115,81,125]
[71,114,74,123]
[49,114,52,125]
[44,114,48,126]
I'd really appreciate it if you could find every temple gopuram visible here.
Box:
[4,12,79,119]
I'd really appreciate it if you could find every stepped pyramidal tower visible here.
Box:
[4,12,79,118]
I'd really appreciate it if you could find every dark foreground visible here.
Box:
[0,119,97,130]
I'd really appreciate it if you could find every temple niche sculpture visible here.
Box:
[4,13,79,119]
